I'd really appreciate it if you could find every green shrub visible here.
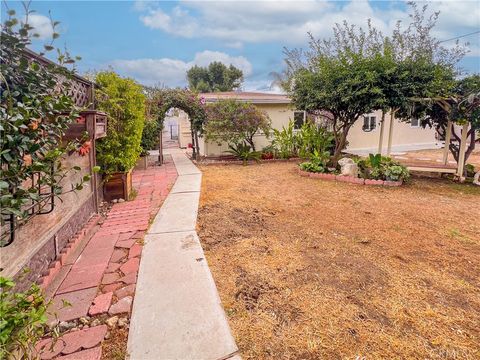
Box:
[357,153,409,181]
[298,149,331,173]
[299,161,324,173]
[95,71,146,174]
[384,165,410,182]
[205,99,271,151]
[466,163,476,178]
[272,121,298,158]
[297,122,335,159]
[141,119,160,152]
[0,277,48,359]
[226,142,261,165]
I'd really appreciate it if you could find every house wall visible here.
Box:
[182,103,439,157]
[199,103,295,157]
[345,110,438,154]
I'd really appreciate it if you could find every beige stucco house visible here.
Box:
[169,92,439,157]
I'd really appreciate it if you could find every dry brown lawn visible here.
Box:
[197,162,480,360]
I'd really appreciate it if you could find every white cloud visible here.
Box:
[137,0,479,49]
[111,50,252,87]
[26,14,54,40]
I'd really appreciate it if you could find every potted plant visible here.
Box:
[95,71,146,201]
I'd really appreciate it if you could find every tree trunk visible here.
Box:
[332,131,348,166]
[194,131,200,160]
[190,127,196,159]
[246,135,256,152]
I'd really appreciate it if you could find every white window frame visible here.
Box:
[293,110,306,130]
[362,114,377,132]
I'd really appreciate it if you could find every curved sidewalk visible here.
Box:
[128,149,239,360]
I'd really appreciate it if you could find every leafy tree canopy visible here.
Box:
[205,99,271,151]
[187,62,243,92]
[281,2,466,165]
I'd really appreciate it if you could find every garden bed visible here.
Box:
[194,156,302,166]
[197,161,480,359]
[298,169,403,186]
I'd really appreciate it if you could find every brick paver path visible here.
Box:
[37,156,177,359]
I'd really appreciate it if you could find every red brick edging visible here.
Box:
[298,169,403,187]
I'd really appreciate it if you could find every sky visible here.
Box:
[4,0,480,92]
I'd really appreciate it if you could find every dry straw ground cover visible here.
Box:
[197,162,480,359]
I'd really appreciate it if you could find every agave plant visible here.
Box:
[226,142,261,165]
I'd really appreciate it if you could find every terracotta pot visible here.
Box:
[104,169,133,202]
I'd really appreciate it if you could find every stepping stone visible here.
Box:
[49,287,98,323]
[118,272,137,285]
[102,283,123,293]
[56,347,102,360]
[57,265,106,294]
[120,258,140,275]
[105,262,121,273]
[118,231,135,241]
[88,292,113,316]
[128,244,142,258]
[110,249,127,263]
[116,238,137,249]
[102,273,120,285]
[37,326,107,359]
[109,296,133,315]
[115,284,136,299]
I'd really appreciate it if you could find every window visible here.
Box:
[293,111,306,129]
[362,115,376,132]
[411,118,421,127]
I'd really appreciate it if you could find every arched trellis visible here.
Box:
[150,88,207,161]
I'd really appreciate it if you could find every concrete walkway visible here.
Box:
[128,149,239,360]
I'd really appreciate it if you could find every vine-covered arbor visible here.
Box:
[148,88,207,161]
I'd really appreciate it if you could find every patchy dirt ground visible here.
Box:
[197,162,480,360]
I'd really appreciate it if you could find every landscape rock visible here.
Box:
[473,171,480,186]
[90,319,101,327]
[118,317,128,328]
[118,198,125,203]
[58,321,75,332]
[105,316,118,328]
[79,317,89,325]
[338,158,358,177]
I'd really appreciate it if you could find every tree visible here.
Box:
[205,99,271,151]
[286,49,383,165]
[95,71,146,174]
[409,75,480,166]
[282,2,465,165]
[187,62,244,92]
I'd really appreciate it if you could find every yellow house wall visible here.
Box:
[200,103,295,157]
[346,110,438,153]
[187,104,438,157]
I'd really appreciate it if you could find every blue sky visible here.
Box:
[4,1,480,91]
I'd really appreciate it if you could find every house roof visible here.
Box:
[200,91,291,104]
